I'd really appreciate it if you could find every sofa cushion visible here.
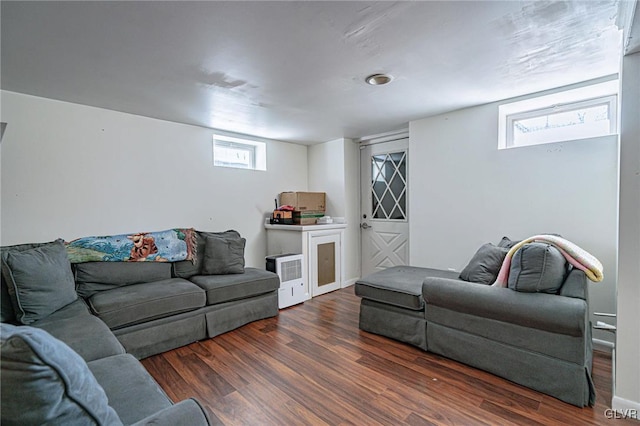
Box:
[558,268,588,300]
[75,261,172,298]
[497,236,520,249]
[173,230,241,278]
[2,241,67,323]
[0,323,123,425]
[355,266,461,310]
[508,242,567,293]
[0,275,15,323]
[88,354,172,425]
[31,299,125,362]
[189,267,279,305]
[2,239,77,324]
[459,243,509,285]
[87,279,206,329]
[0,243,50,323]
[202,235,246,275]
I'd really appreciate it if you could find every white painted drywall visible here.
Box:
[308,139,345,216]
[308,138,361,285]
[0,91,308,268]
[408,94,619,345]
[614,50,640,412]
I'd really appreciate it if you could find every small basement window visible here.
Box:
[213,134,266,171]
[498,79,618,149]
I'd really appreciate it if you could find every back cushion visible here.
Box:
[459,243,508,285]
[1,241,64,323]
[508,242,567,293]
[75,262,172,299]
[3,240,78,325]
[497,236,520,249]
[201,235,246,275]
[1,273,16,323]
[173,230,241,278]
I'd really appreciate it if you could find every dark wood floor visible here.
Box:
[142,287,633,425]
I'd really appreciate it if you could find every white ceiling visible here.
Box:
[0,1,624,144]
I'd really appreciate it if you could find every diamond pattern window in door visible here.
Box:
[371,151,407,220]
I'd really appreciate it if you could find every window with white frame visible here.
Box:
[213,134,267,171]
[498,79,618,149]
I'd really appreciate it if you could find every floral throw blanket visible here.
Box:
[66,228,196,263]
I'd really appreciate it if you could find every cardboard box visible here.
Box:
[280,192,326,212]
[293,211,325,225]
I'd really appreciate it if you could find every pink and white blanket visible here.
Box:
[492,234,603,287]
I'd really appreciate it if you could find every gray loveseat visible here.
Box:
[1,230,280,424]
[355,237,595,407]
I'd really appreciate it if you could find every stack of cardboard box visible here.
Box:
[279,192,326,225]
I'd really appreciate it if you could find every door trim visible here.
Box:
[359,137,410,277]
[356,128,409,146]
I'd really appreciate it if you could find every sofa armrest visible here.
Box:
[422,277,587,337]
[130,399,215,426]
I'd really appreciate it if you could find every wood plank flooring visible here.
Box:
[142,287,634,425]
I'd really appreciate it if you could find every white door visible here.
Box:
[360,138,409,277]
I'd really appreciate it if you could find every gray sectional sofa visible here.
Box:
[75,256,279,359]
[355,237,596,407]
[1,230,280,425]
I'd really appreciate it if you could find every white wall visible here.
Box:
[308,138,360,284]
[0,91,308,268]
[614,50,640,413]
[308,139,345,216]
[409,96,619,344]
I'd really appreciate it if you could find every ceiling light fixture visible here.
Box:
[365,73,393,86]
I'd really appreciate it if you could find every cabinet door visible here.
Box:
[310,233,341,297]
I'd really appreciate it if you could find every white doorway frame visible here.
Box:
[357,129,410,277]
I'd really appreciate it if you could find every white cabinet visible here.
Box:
[265,222,346,299]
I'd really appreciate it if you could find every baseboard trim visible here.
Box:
[342,278,358,288]
[593,338,614,353]
[611,395,640,420]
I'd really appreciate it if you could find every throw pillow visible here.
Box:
[173,230,241,278]
[508,242,567,293]
[459,243,509,285]
[1,241,64,323]
[202,235,246,275]
[2,239,77,324]
[0,323,123,425]
[497,236,520,249]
